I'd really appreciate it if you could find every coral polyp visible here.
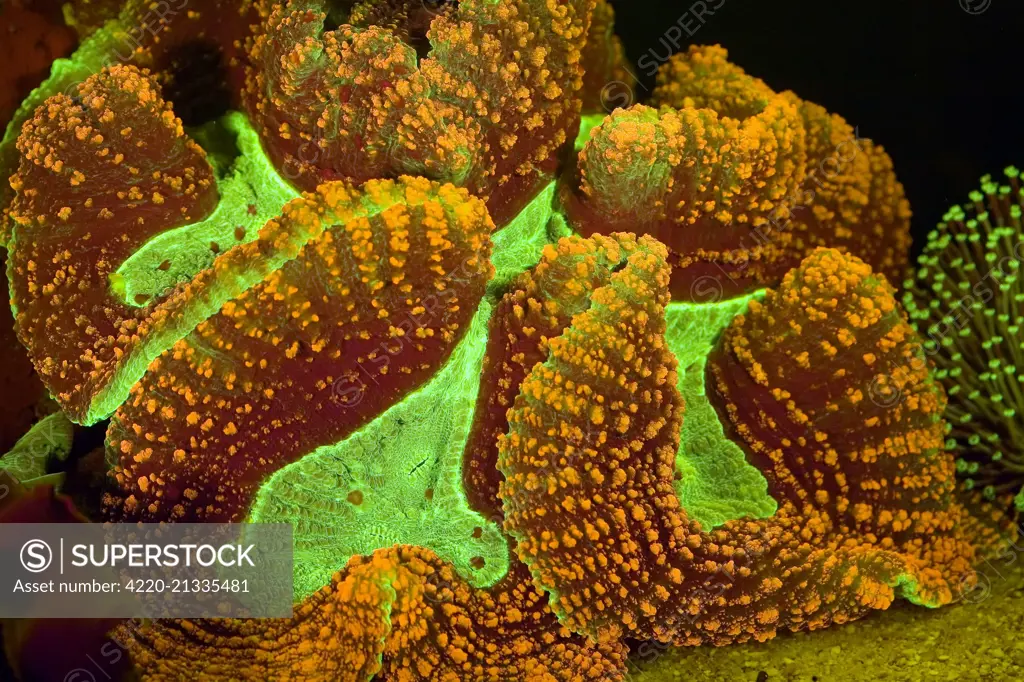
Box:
[903,166,1024,512]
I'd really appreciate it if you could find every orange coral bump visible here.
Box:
[560,45,911,300]
[119,547,627,681]
[499,242,1006,645]
[8,65,220,423]
[246,0,596,226]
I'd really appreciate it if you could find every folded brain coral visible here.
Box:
[246,0,595,226]
[499,244,1004,645]
[464,232,663,519]
[8,65,221,423]
[4,2,999,677]
[7,64,306,425]
[104,176,494,523]
[119,546,627,681]
[560,45,911,301]
[903,166,1024,513]
[0,0,259,243]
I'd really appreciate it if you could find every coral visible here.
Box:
[0,0,258,246]
[559,45,911,301]
[8,65,213,422]
[246,0,595,227]
[104,176,494,523]
[250,298,513,600]
[464,232,663,519]
[246,177,556,602]
[632,554,1024,682]
[0,252,47,454]
[903,166,1024,513]
[499,245,1003,645]
[0,412,73,483]
[6,66,302,424]
[2,2,1012,680]
[460,231,774,527]
[118,546,628,682]
[579,0,634,115]
[664,295,778,527]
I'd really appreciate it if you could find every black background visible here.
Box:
[607,0,1024,254]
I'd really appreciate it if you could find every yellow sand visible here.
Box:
[633,558,1024,682]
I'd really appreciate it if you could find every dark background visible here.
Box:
[607,0,1024,254]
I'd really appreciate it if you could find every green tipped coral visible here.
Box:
[903,166,1024,512]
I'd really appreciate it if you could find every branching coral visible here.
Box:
[104,176,494,523]
[903,166,1024,512]
[246,0,595,227]
[117,546,627,682]
[559,45,911,300]
[499,244,1005,645]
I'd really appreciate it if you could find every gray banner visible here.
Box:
[0,523,293,618]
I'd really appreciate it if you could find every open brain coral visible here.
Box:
[0,2,1019,681]
[904,166,1024,513]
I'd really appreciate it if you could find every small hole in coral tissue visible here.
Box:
[157,260,171,271]
[424,488,434,501]
[471,526,483,539]
[134,293,150,305]
[210,242,220,254]
[234,226,246,241]
[470,556,485,570]
[347,490,364,505]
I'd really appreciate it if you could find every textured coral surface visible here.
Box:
[500,246,1004,646]
[0,2,1018,681]
[560,46,911,301]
